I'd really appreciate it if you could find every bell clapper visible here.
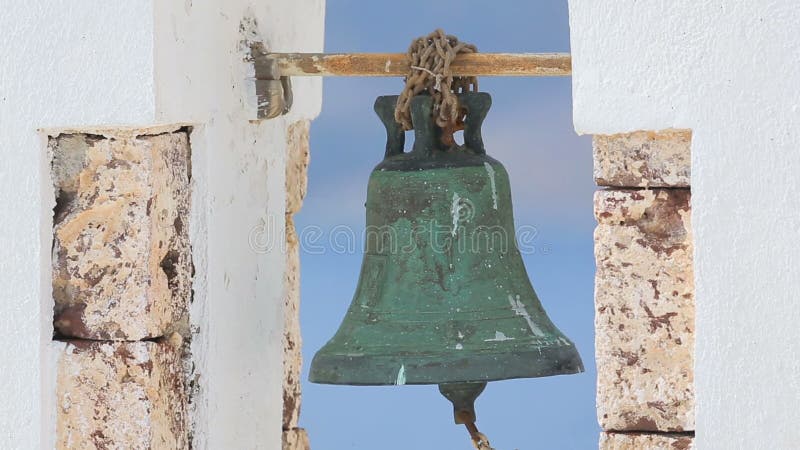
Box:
[438,382,496,450]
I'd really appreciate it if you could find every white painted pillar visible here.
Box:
[0,3,156,448]
[153,2,324,447]
[0,1,323,448]
[568,1,800,448]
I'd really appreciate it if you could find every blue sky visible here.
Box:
[296,2,598,448]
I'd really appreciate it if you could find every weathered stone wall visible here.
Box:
[593,130,691,188]
[593,130,694,448]
[283,120,311,450]
[56,337,187,449]
[51,130,191,449]
[599,432,693,450]
[51,132,191,340]
[49,119,313,450]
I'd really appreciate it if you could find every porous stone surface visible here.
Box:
[51,132,191,340]
[283,121,309,430]
[595,189,694,432]
[600,432,694,450]
[56,336,188,449]
[283,220,302,430]
[282,428,310,450]
[286,120,310,216]
[594,130,691,188]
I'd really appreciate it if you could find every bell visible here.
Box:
[309,92,583,426]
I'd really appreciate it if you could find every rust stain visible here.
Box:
[272,53,572,77]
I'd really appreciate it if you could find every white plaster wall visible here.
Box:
[0,3,155,448]
[0,1,323,448]
[568,2,800,448]
[153,2,324,448]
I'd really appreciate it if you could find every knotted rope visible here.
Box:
[466,422,496,450]
[394,29,479,133]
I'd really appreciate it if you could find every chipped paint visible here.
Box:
[451,192,462,236]
[484,331,515,342]
[395,365,406,385]
[508,294,545,336]
[484,162,498,209]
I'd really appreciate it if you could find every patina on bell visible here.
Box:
[309,92,583,422]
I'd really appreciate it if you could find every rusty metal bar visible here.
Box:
[246,47,572,119]
[256,52,572,78]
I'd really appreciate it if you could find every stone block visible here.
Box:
[594,130,691,187]
[600,432,693,450]
[56,336,188,449]
[283,220,302,430]
[283,120,310,430]
[286,120,310,215]
[51,132,191,340]
[282,428,310,450]
[595,189,694,431]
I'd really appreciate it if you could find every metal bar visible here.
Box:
[257,53,572,78]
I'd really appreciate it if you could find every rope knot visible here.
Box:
[395,29,478,132]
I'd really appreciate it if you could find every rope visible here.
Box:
[465,422,496,450]
[395,29,479,132]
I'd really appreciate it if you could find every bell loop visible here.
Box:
[374,92,491,162]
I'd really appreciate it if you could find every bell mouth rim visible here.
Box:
[308,344,584,386]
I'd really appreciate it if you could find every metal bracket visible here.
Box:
[249,42,293,120]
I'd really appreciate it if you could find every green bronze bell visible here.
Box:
[309,92,583,425]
